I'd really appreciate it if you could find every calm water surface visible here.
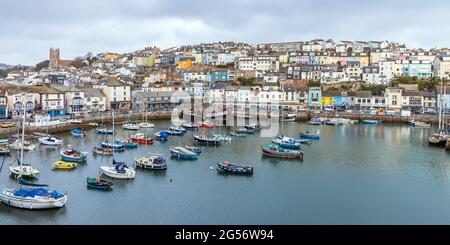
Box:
[1,121,450,224]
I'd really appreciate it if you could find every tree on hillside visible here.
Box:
[308,80,321,87]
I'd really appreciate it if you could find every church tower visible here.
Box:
[49,48,60,69]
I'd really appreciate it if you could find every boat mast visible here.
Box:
[439,80,443,132]
[112,110,115,159]
[443,82,447,133]
[20,95,26,167]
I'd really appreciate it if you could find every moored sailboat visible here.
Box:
[9,106,39,179]
[99,111,136,180]
[0,178,68,209]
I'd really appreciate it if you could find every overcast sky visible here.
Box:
[1,0,450,65]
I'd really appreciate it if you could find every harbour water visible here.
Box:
[1,121,450,224]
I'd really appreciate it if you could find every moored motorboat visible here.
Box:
[277,135,310,144]
[262,144,304,160]
[118,139,138,148]
[300,131,320,140]
[53,160,77,170]
[69,119,83,125]
[122,122,140,130]
[362,120,379,125]
[101,141,126,152]
[71,129,86,137]
[213,134,232,142]
[138,122,155,128]
[0,138,9,144]
[165,126,186,136]
[244,124,261,131]
[135,154,167,170]
[92,146,113,156]
[60,146,87,162]
[38,136,63,146]
[0,145,10,156]
[9,139,36,151]
[217,161,253,175]
[410,120,431,128]
[230,132,247,137]
[283,114,297,122]
[236,128,255,134]
[306,118,324,125]
[96,128,114,135]
[325,119,338,126]
[182,145,202,154]
[130,133,154,144]
[181,123,198,130]
[86,177,113,190]
[272,138,301,149]
[198,121,216,128]
[170,147,198,160]
[154,131,169,142]
[193,134,221,145]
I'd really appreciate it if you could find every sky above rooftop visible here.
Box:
[1,0,450,65]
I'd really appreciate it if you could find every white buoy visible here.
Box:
[209,167,214,170]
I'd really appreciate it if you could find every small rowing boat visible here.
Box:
[262,144,304,159]
[86,177,113,190]
[217,161,253,175]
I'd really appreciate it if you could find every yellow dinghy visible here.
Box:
[53,160,77,170]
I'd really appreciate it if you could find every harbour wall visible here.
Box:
[0,111,172,138]
[300,112,444,124]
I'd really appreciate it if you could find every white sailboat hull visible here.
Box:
[9,142,36,151]
[0,189,67,209]
[38,137,63,146]
[99,166,136,179]
[9,165,39,179]
[138,123,155,128]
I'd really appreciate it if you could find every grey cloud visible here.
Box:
[1,0,450,65]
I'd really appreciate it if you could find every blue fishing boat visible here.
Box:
[154,131,169,142]
[119,139,138,148]
[71,129,86,137]
[272,138,301,149]
[300,131,320,140]
[170,147,198,160]
[101,141,126,151]
[277,134,310,144]
[96,128,114,135]
[362,120,379,125]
